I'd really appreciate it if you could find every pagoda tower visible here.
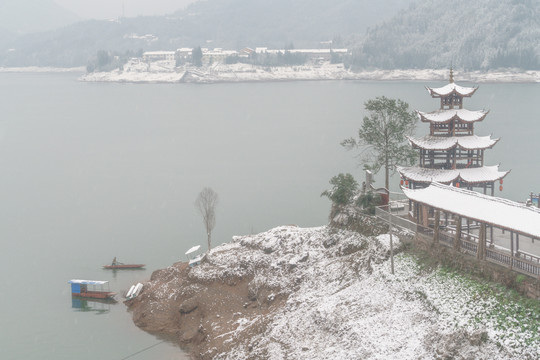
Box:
[397,70,509,195]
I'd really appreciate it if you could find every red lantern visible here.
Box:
[499,185,503,191]
[499,179,503,185]
[400,179,404,185]
[405,180,409,186]
[456,182,460,188]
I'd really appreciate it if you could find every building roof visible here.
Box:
[417,109,488,123]
[68,279,109,285]
[143,51,175,56]
[402,182,540,239]
[397,165,510,184]
[408,135,499,151]
[426,83,478,97]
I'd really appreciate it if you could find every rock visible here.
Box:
[179,298,198,314]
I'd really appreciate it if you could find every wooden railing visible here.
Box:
[375,206,540,278]
[516,251,540,264]
[486,247,512,267]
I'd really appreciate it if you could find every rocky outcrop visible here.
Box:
[126,225,539,360]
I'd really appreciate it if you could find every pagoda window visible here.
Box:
[440,92,463,109]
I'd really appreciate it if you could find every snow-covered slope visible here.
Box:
[128,225,539,359]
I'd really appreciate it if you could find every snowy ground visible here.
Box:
[172,225,539,359]
[78,61,540,84]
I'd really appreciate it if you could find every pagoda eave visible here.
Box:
[408,135,500,151]
[425,83,478,98]
[397,165,510,185]
[417,109,489,124]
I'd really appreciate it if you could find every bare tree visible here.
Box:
[195,187,219,251]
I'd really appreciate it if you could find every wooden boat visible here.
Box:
[103,264,145,269]
[68,279,116,300]
[103,257,145,269]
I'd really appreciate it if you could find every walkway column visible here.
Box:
[433,209,440,243]
[477,223,486,260]
[454,216,462,251]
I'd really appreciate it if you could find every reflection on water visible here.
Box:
[71,297,116,314]
[106,267,146,280]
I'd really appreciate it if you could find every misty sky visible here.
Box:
[54,0,196,19]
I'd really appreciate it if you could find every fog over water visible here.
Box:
[0,72,537,359]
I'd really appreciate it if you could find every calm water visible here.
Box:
[0,73,538,359]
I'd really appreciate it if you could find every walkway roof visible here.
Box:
[402,182,540,239]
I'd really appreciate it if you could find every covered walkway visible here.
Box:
[401,183,540,277]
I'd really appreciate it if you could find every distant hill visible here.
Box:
[1,0,539,70]
[0,0,79,34]
[0,0,413,67]
[171,0,414,48]
[352,0,540,70]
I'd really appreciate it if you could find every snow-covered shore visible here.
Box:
[127,225,539,360]
[2,62,539,83]
[78,61,540,84]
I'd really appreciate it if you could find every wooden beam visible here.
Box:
[454,216,462,251]
[510,231,514,270]
[477,223,486,260]
[433,209,440,243]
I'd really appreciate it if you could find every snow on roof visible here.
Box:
[403,182,540,238]
[143,51,175,55]
[185,245,201,255]
[397,165,509,184]
[417,109,488,123]
[408,135,499,150]
[426,82,477,97]
[398,166,459,183]
[68,279,109,285]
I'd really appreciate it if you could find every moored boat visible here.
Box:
[103,264,145,269]
[68,279,116,300]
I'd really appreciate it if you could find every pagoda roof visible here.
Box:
[426,82,478,97]
[397,165,510,184]
[417,109,488,123]
[408,135,499,151]
[402,182,540,239]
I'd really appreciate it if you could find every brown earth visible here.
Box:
[125,261,285,359]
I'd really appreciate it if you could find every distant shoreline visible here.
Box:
[0,66,85,73]
[2,65,539,83]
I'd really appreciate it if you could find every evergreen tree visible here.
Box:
[321,173,358,206]
[192,46,203,67]
[342,96,417,190]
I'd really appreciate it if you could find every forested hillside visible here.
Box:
[352,0,540,70]
[1,0,539,70]
[0,0,411,67]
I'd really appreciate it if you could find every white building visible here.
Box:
[142,51,175,62]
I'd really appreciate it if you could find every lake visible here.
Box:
[0,72,537,359]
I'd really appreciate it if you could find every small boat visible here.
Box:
[68,279,116,300]
[103,257,145,269]
[103,264,145,269]
[185,245,205,267]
